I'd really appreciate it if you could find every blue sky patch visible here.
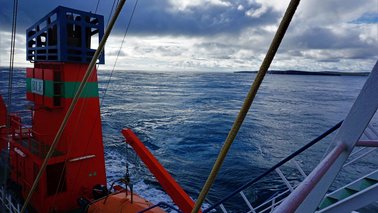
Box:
[351,12,378,24]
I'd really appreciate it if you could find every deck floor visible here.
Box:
[15,137,64,158]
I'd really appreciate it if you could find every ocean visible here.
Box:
[1,68,377,211]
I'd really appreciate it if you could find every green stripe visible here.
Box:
[44,80,54,97]
[26,78,31,91]
[62,81,99,98]
[26,78,99,98]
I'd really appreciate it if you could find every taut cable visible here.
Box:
[20,1,127,212]
[191,0,301,212]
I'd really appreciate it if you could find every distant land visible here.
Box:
[0,67,371,76]
[235,70,369,76]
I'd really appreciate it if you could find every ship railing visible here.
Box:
[138,202,182,213]
[203,121,378,213]
[0,186,21,213]
[273,64,378,212]
[343,123,378,167]
[322,123,378,195]
[9,110,33,134]
[203,121,342,213]
[9,113,54,157]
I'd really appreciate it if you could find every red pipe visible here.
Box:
[356,140,378,147]
[122,128,199,213]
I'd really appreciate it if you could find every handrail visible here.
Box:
[14,129,56,157]
[138,202,182,213]
[274,143,346,212]
[203,121,342,212]
[275,60,378,213]
[356,140,378,147]
[0,186,21,212]
[343,147,377,167]
[9,114,53,156]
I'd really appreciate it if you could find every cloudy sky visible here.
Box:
[0,0,377,71]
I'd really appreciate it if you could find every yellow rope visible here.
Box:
[191,0,301,212]
[20,1,127,212]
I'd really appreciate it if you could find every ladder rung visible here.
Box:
[318,197,338,210]
[365,171,378,181]
[328,188,355,201]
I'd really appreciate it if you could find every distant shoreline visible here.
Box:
[0,67,370,76]
[234,70,369,76]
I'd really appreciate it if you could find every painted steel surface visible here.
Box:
[26,6,105,64]
[7,6,108,212]
[88,191,165,213]
[122,128,197,213]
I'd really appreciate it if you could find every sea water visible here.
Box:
[1,69,377,211]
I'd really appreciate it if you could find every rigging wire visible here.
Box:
[49,0,124,207]
[65,0,139,202]
[20,1,128,212]
[100,0,139,107]
[94,0,118,78]
[66,0,122,194]
[49,64,92,207]
[51,0,122,206]
[3,0,19,198]
[49,0,121,206]
[191,0,301,212]
[6,0,19,128]
[95,0,101,13]
[0,23,1,62]
[108,0,120,26]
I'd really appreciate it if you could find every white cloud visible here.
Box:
[0,31,30,68]
[357,23,378,45]
[245,6,268,18]
[168,0,232,11]
[1,0,377,72]
[297,0,376,26]
[237,5,244,11]
[255,0,291,12]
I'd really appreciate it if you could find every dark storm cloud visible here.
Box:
[346,47,378,60]
[0,0,281,36]
[128,0,280,36]
[0,0,114,32]
[317,58,340,63]
[195,41,237,59]
[284,25,378,61]
[293,27,367,49]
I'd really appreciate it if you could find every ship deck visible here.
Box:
[14,136,64,158]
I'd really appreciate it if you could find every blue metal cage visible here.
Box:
[26,6,105,64]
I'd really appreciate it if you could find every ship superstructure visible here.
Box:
[1,6,107,212]
[0,5,193,213]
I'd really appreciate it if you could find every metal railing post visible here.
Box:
[275,168,294,192]
[203,122,342,213]
[240,191,256,213]
[293,160,307,178]
[274,60,378,213]
[219,204,228,213]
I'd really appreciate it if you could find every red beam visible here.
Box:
[122,128,198,213]
[356,140,378,147]
[0,95,6,126]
